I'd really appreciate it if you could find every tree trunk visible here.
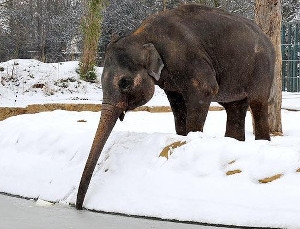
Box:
[163,0,167,11]
[79,0,107,82]
[213,0,220,7]
[255,0,283,136]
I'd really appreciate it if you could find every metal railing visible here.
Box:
[281,22,300,92]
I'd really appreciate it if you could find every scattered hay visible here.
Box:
[225,160,242,175]
[258,174,282,184]
[226,169,242,176]
[77,119,87,123]
[159,141,186,159]
[296,168,300,173]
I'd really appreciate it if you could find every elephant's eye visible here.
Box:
[118,76,133,92]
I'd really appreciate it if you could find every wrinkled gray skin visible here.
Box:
[76,4,275,210]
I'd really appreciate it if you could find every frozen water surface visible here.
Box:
[0,194,226,229]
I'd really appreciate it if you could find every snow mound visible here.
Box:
[0,59,103,107]
[0,110,300,228]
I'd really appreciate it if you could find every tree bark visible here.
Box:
[163,0,167,11]
[255,0,283,135]
[80,0,107,82]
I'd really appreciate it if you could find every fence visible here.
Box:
[281,22,300,92]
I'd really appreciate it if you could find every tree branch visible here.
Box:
[0,0,12,7]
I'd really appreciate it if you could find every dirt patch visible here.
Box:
[0,107,27,121]
[0,104,224,121]
[0,104,101,121]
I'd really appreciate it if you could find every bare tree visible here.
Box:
[98,0,149,64]
[0,0,83,62]
[255,0,282,135]
[0,0,11,6]
[282,0,300,22]
[1,0,299,64]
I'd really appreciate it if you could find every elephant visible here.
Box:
[76,4,275,210]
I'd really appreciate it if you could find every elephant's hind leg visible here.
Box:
[249,100,270,140]
[219,98,249,141]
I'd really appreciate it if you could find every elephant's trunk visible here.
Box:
[76,104,122,210]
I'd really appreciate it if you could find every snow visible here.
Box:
[1,59,300,228]
[0,59,167,107]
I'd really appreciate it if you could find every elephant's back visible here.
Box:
[139,4,268,47]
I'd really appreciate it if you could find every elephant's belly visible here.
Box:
[212,90,247,103]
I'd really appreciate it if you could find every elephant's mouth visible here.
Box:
[119,111,126,121]
[117,92,151,122]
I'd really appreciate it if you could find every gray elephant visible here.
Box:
[76,4,275,210]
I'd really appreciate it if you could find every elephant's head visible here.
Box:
[76,37,164,210]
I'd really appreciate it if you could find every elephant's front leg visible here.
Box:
[184,78,217,133]
[185,95,211,133]
[183,63,218,134]
[165,90,187,135]
[166,88,212,135]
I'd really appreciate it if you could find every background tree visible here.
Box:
[79,0,107,82]
[1,0,299,64]
[255,0,283,135]
[0,0,83,62]
[98,0,149,64]
[220,0,254,18]
[282,0,300,22]
[33,0,84,62]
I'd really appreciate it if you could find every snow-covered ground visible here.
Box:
[1,60,300,228]
[1,59,298,109]
[0,59,168,107]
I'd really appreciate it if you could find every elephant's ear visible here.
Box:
[143,43,164,81]
[110,33,121,43]
[107,33,122,49]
